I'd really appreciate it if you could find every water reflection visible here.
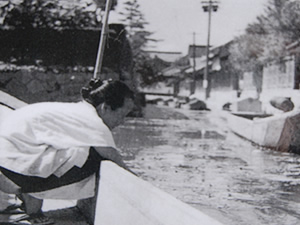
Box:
[178,130,226,140]
[114,106,300,225]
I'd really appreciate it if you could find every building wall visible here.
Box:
[262,56,295,90]
[242,71,256,90]
[210,59,237,91]
[0,69,93,103]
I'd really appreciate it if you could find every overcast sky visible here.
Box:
[110,0,269,54]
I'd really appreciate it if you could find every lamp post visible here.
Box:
[201,0,218,99]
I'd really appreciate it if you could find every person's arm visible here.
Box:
[93,146,132,172]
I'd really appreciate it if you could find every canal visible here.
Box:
[113,104,300,225]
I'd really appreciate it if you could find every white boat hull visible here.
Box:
[222,110,300,152]
[90,161,223,225]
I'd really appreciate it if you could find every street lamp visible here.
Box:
[201,0,218,99]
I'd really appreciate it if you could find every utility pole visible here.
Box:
[201,0,218,99]
[191,32,197,95]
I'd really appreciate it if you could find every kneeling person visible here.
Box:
[0,79,134,224]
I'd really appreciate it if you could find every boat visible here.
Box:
[0,90,223,225]
[221,98,300,153]
[77,161,224,225]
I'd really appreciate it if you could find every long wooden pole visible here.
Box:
[93,0,113,79]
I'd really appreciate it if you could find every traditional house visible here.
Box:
[179,45,207,96]
[259,41,300,108]
[141,51,185,98]
[144,42,239,99]
[234,40,300,111]
[184,45,207,76]
[182,42,238,98]
[262,41,300,92]
[209,41,237,91]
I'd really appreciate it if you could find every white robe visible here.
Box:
[0,101,116,199]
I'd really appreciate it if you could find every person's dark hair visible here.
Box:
[81,79,134,110]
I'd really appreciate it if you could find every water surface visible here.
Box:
[114,105,300,225]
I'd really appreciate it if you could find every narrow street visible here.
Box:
[114,104,300,225]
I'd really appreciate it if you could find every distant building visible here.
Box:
[187,45,207,58]
[143,43,239,98]
[146,51,183,63]
[270,40,300,90]
[263,57,296,90]
[183,42,238,96]
[238,40,300,110]
[209,41,237,91]
[185,45,207,75]
[243,41,300,95]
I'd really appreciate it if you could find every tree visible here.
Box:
[251,0,300,62]
[118,0,157,87]
[229,0,300,71]
[0,0,108,30]
[228,0,300,98]
[119,0,150,49]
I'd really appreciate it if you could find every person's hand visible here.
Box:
[93,146,135,175]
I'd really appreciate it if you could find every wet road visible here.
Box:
[113,105,300,225]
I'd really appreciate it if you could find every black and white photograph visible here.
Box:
[0,0,300,224]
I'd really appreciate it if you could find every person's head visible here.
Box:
[81,79,135,129]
